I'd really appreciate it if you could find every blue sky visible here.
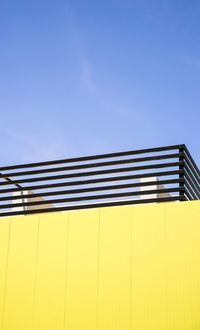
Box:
[0,0,199,166]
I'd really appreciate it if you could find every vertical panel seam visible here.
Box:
[0,218,11,330]
[164,207,168,330]
[130,207,133,330]
[96,209,100,330]
[63,213,70,330]
[32,216,40,330]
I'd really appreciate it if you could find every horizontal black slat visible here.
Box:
[0,153,183,178]
[184,181,198,200]
[0,144,199,217]
[0,170,183,194]
[184,153,200,179]
[0,144,183,172]
[0,161,184,186]
[184,172,200,199]
[184,146,200,177]
[184,156,200,185]
[0,175,22,189]
[184,165,200,192]
[0,187,184,210]
[0,178,183,202]
[0,195,186,217]
[184,186,194,201]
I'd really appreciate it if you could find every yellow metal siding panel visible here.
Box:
[0,201,200,330]
[34,213,68,330]
[98,206,132,330]
[165,202,200,330]
[0,219,11,329]
[1,215,39,330]
[65,209,99,330]
[132,204,166,330]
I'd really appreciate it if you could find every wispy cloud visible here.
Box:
[80,53,95,93]
[67,9,96,94]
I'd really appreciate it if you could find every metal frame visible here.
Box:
[0,144,199,217]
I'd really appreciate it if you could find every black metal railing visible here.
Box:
[0,144,199,217]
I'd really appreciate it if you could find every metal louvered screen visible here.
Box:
[0,144,199,217]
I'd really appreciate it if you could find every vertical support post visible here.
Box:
[179,145,186,201]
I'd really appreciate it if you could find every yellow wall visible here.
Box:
[0,201,200,330]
